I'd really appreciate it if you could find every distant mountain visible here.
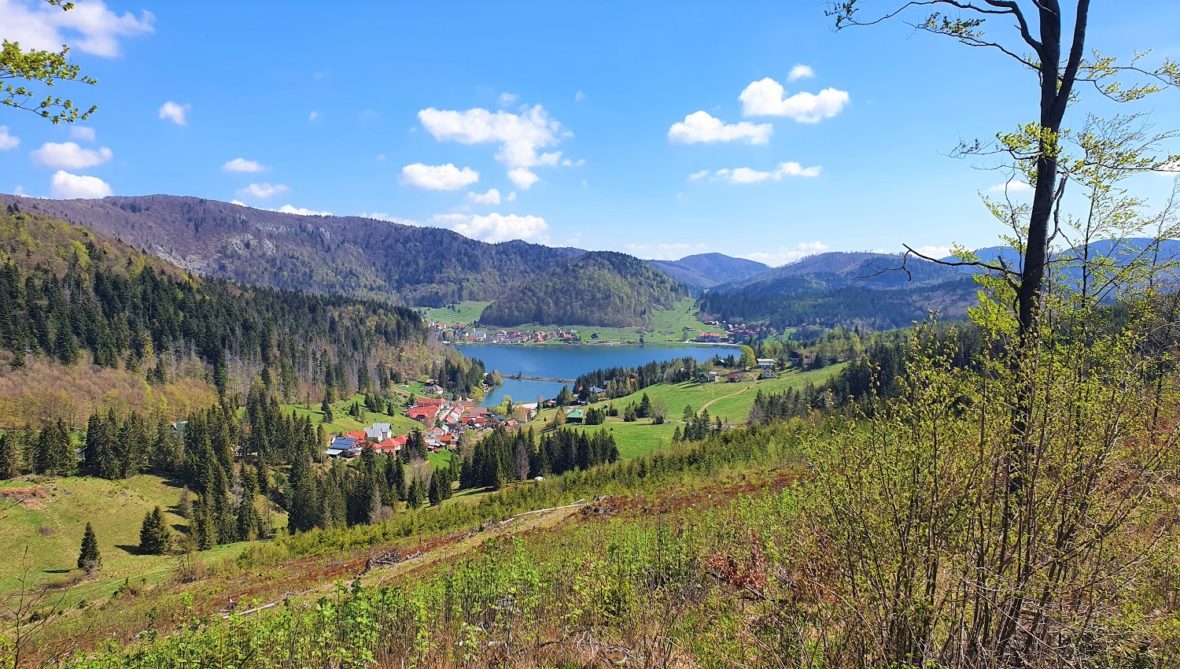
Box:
[0,194,582,306]
[647,253,769,291]
[701,251,977,330]
[704,240,1180,331]
[480,251,688,327]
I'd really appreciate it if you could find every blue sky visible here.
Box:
[1,1,1178,265]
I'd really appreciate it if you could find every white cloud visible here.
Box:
[0,126,18,151]
[506,191,517,202]
[497,92,518,107]
[0,0,153,58]
[308,111,320,121]
[575,90,587,102]
[418,104,568,172]
[692,161,822,184]
[222,157,267,173]
[507,167,539,190]
[467,188,502,205]
[624,242,708,260]
[743,241,829,267]
[400,162,480,190]
[30,141,112,169]
[158,101,190,126]
[69,126,96,142]
[236,182,288,199]
[739,78,850,122]
[913,245,952,258]
[433,212,548,243]
[230,199,248,207]
[988,180,1033,194]
[787,64,815,82]
[276,204,331,216]
[668,111,772,145]
[375,153,386,162]
[50,170,111,198]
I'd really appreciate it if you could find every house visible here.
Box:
[373,435,407,455]
[566,408,585,424]
[344,430,368,444]
[756,358,776,369]
[726,371,744,383]
[365,423,392,442]
[761,367,777,379]
[326,435,360,458]
[589,385,606,395]
[414,397,447,407]
[408,405,440,424]
[707,371,720,383]
[423,383,445,395]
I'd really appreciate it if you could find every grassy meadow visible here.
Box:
[534,364,845,458]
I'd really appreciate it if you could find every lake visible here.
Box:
[453,344,739,407]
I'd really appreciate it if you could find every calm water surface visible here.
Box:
[453,343,738,407]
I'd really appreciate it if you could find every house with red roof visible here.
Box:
[408,405,440,424]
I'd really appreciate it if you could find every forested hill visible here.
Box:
[700,251,978,330]
[479,251,688,327]
[0,206,448,427]
[0,194,583,305]
[647,252,768,291]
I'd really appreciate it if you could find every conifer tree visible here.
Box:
[0,431,21,479]
[77,522,100,572]
[321,398,333,424]
[34,418,74,476]
[138,506,171,555]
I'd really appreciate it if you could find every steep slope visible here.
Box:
[0,206,441,426]
[480,251,688,327]
[0,194,582,305]
[647,252,769,291]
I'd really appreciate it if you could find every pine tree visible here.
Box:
[0,431,22,479]
[321,398,334,423]
[34,419,74,475]
[175,487,192,519]
[138,506,171,555]
[77,522,100,572]
[406,477,425,509]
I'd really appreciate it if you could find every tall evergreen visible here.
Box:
[34,418,74,476]
[77,522,100,572]
[0,431,22,479]
[138,506,171,555]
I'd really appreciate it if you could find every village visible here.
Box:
[322,386,539,460]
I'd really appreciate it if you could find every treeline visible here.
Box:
[700,280,978,332]
[747,324,985,423]
[572,357,712,401]
[479,251,686,327]
[0,210,429,405]
[459,426,619,490]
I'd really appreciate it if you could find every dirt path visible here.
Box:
[698,384,752,413]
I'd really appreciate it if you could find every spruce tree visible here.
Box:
[406,477,425,509]
[138,506,171,555]
[0,431,21,479]
[77,522,100,572]
[321,398,334,423]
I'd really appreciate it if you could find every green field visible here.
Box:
[415,301,492,325]
[277,393,423,437]
[495,298,725,345]
[0,474,253,601]
[536,364,845,458]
